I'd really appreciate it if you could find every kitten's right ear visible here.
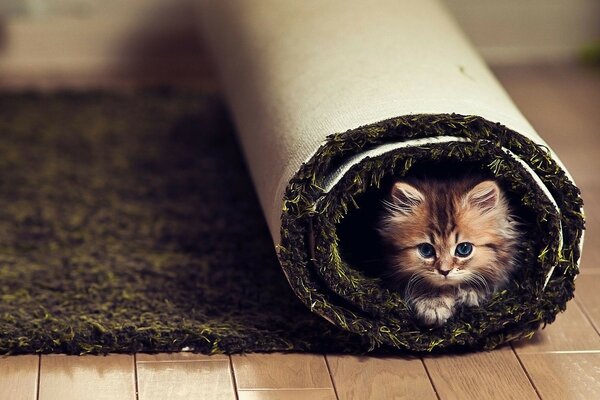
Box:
[465,180,500,213]
[389,182,424,214]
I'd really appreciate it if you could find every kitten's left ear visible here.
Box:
[390,182,424,215]
[465,180,500,213]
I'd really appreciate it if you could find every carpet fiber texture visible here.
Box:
[0,91,365,355]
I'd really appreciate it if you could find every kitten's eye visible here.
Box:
[417,243,436,258]
[455,242,473,257]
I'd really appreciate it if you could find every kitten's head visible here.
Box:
[378,178,520,295]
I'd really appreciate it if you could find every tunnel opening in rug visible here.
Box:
[336,159,540,289]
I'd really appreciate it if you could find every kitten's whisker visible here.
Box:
[471,275,485,292]
[382,199,413,215]
[404,274,418,299]
[463,274,485,293]
[470,273,490,295]
[404,273,427,304]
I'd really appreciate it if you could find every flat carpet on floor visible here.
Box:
[0,91,366,355]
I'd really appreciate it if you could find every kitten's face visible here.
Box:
[378,179,519,293]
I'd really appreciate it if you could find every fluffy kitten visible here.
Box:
[378,177,521,327]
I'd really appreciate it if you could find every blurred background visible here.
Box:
[0,0,598,89]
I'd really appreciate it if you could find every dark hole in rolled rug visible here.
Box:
[336,159,539,316]
[306,145,559,343]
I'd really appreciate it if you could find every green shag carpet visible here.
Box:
[0,91,365,355]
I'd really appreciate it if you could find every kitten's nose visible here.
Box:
[438,269,450,277]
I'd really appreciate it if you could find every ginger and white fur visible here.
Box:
[378,178,521,327]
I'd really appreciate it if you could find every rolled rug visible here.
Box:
[198,0,585,351]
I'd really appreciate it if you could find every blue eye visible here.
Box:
[455,242,473,257]
[417,243,436,258]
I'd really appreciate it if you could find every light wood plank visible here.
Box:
[136,352,228,362]
[578,241,598,272]
[495,64,600,142]
[579,189,600,271]
[423,347,538,400]
[578,203,599,273]
[575,273,600,333]
[237,389,337,400]
[231,353,332,390]
[495,65,600,188]
[0,355,39,400]
[519,353,600,400]
[582,187,600,224]
[327,355,436,400]
[136,354,235,400]
[512,301,600,353]
[543,65,600,145]
[38,354,136,400]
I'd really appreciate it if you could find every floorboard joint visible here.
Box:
[420,357,441,400]
[236,388,333,391]
[520,350,600,355]
[229,355,240,400]
[136,359,230,364]
[133,354,140,400]
[323,355,340,400]
[511,344,543,400]
[36,355,41,400]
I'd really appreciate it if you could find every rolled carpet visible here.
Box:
[198,0,585,351]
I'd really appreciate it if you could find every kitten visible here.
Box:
[377,176,521,327]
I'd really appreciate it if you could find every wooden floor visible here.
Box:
[1,64,599,400]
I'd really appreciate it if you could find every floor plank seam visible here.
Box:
[136,359,230,364]
[511,344,543,400]
[236,388,334,391]
[323,355,340,400]
[419,357,441,400]
[518,350,600,355]
[133,354,140,400]
[228,355,240,400]
[35,355,41,400]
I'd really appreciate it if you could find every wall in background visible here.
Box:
[0,0,210,85]
[0,0,598,84]
[446,0,600,63]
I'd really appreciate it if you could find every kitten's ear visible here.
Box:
[390,182,424,214]
[465,180,500,213]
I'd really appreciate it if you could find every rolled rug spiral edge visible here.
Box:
[277,113,583,352]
